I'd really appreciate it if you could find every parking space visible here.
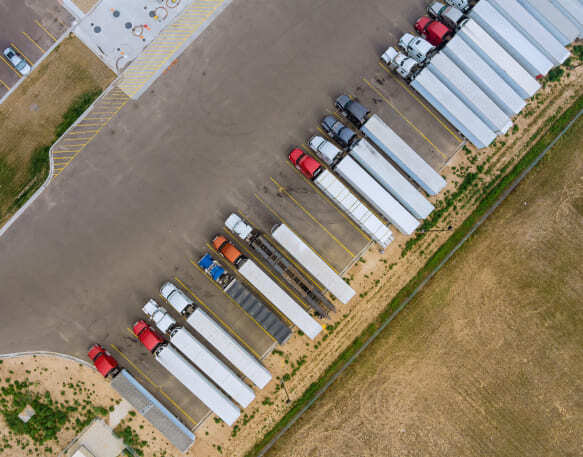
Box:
[0,0,469,436]
[0,0,73,95]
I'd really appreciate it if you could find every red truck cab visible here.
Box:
[415,16,453,47]
[289,148,323,180]
[88,344,119,378]
[132,320,165,353]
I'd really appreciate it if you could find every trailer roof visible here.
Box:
[517,0,579,45]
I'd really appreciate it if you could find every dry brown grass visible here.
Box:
[0,36,113,225]
[266,111,583,456]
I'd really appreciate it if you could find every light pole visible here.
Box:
[281,380,291,404]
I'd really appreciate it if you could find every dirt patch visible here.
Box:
[266,100,583,457]
[0,36,114,227]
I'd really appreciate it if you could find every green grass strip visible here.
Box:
[245,93,583,457]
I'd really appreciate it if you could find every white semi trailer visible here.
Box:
[468,0,553,78]
[270,223,356,304]
[160,282,272,389]
[517,0,579,45]
[348,138,434,219]
[550,0,583,35]
[457,19,540,99]
[410,69,496,149]
[488,0,570,66]
[443,35,525,117]
[428,53,512,135]
[360,114,447,194]
[143,299,255,407]
[309,136,421,235]
[133,320,241,426]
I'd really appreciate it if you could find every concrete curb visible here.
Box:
[0,350,93,368]
[254,106,583,457]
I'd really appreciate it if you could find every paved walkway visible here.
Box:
[118,0,232,99]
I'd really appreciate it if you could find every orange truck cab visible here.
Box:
[212,235,246,267]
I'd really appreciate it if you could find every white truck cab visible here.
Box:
[398,33,436,63]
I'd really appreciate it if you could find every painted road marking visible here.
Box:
[269,177,354,257]
[119,0,232,99]
[110,342,198,426]
[21,31,45,53]
[254,193,341,275]
[172,276,261,359]
[285,159,370,243]
[190,259,278,343]
[236,209,325,293]
[34,19,57,42]
[52,88,130,177]
[204,241,294,326]
[0,54,21,77]
[0,79,9,90]
[362,77,447,160]
[9,43,33,66]
[378,62,462,143]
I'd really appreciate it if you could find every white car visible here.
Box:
[3,47,31,76]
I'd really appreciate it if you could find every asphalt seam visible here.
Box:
[254,106,583,457]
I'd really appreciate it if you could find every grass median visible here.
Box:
[245,93,583,457]
[0,36,114,228]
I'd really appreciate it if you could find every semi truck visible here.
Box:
[428,53,512,134]
[143,299,255,408]
[457,18,540,99]
[289,148,394,249]
[224,213,335,317]
[88,344,195,452]
[348,137,434,219]
[468,0,553,78]
[427,2,468,30]
[410,68,497,149]
[415,17,454,47]
[198,253,292,345]
[270,223,357,303]
[132,320,240,426]
[442,34,526,117]
[160,281,272,389]
[381,47,420,81]
[334,95,370,128]
[309,135,422,235]
[359,114,447,195]
[517,0,579,45]
[398,33,437,63]
[488,0,569,66]
[212,236,323,340]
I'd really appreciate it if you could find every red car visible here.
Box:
[415,16,453,47]
[132,320,165,353]
[289,148,322,180]
[88,344,119,378]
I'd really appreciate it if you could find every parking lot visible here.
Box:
[0,0,73,95]
[0,0,462,429]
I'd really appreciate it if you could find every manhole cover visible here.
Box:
[125,22,132,29]
[113,10,120,17]
[94,26,101,33]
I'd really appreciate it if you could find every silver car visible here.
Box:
[3,47,31,76]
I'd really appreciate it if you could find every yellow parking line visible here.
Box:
[363,77,447,160]
[190,259,277,343]
[0,79,9,90]
[173,276,261,359]
[379,62,461,143]
[111,342,198,426]
[0,55,21,77]
[21,31,45,53]
[9,43,33,66]
[254,193,341,275]
[270,177,354,257]
[34,19,57,42]
[285,158,371,242]
[204,242,294,325]
[236,209,324,292]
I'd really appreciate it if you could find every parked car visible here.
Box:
[3,47,31,76]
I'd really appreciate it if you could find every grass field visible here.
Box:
[267,110,583,456]
[0,36,113,226]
